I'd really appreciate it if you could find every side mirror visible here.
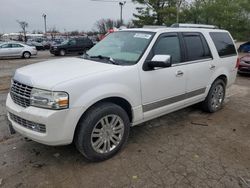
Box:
[147,55,172,69]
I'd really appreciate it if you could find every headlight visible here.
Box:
[30,88,69,110]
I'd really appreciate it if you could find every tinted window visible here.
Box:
[1,44,11,48]
[68,39,76,45]
[153,35,181,63]
[83,38,93,45]
[12,44,23,48]
[210,32,236,57]
[183,34,210,61]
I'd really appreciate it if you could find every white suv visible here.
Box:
[6,24,238,161]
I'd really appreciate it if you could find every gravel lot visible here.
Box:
[0,51,249,188]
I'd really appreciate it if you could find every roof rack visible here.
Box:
[171,23,218,29]
[143,25,167,29]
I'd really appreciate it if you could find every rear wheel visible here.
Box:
[23,51,31,59]
[75,102,130,162]
[201,79,226,113]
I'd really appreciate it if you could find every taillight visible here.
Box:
[236,57,240,68]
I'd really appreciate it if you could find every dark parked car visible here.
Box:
[50,37,94,56]
[238,55,250,74]
[238,42,250,53]
[27,41,45,50]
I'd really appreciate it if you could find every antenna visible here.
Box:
[91,0,129,24]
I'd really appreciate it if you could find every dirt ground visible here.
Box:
[0,51,249,188]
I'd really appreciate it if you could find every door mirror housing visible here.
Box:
[147,55,172,69]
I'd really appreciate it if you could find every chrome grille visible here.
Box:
[9,112,46,133]
[10,80,33,108]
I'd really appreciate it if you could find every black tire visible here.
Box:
[22,51,31,59]
[201,79,226,113]
[59,49,66,56]
[75,102,130,162]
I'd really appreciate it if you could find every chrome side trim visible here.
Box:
[172,58,213,67]
[142,87,206,112]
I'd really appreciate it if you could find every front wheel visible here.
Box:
[59,49,66,56]
[75,102,130,162]
[23,52,31,59]
[201,79,226,113]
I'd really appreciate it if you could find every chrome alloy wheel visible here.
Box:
[23,52,30,58]
[211,84,224,111]
[91,115,125,154]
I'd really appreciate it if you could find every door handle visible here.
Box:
[176,70,184,77]
[210,65,216,70]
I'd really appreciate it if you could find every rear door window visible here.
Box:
[209,32,237,57]
[183,33,212,61]
[12,44,23,48]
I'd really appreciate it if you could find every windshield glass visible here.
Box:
[86,31,154,65]
[61,40,69,45]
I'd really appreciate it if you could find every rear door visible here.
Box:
[67,39,77,53]
[181,32,213,102]
[76,39,85,52]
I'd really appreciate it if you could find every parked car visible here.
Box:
[51,38,64,45]
[27,41,45,50]
[41,41,51,50]
[88,35,99,45]
[238,42,250,53]
[6,24,238,161]
[0,42,37,58]
[238,55,250,74]
[50,37,94,56]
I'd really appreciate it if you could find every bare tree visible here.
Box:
[48,27,59,40]
[17,20,28,42]
[95,19,131,34]
[69,30,80,36]
[32,30,43,34]
[176,0,186,23]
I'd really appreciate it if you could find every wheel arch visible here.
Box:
[209,67,229,88]
[73,96,133,140]
[22,51,31,57]
[216,74,228,86]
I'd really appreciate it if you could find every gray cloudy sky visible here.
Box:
[0,0,137,33]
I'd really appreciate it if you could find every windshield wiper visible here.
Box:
[90,55,119,65]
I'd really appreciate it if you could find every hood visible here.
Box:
[13,57,119,90]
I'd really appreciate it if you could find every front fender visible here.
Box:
[73,83,139,110]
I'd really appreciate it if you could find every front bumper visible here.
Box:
[238,66,250,74]
[31,49,38,56]
[6,93,82,146]
[50,48,59,55]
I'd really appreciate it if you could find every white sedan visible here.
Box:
[0,42,37,58]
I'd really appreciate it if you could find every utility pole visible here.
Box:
[176,0,182,23]
[119,1,126,25]
[42,14,47,37]
[91,0,127,25]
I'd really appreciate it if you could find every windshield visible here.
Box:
[60,40,69,45]
[86,31,154,65]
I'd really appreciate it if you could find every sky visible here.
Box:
[0,0,137,33]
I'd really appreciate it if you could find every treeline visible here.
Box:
[132,0,250,40]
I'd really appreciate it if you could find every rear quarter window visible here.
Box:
[209,32,237,57]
